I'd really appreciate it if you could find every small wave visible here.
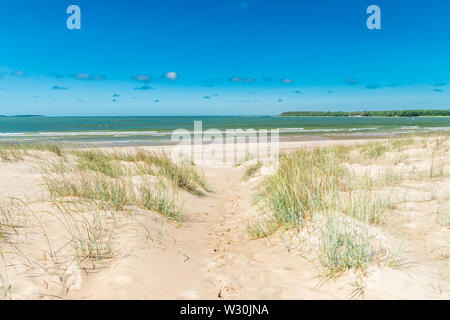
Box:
[426,127,450,131]
[279,127,378,133]
[0,131,170,137]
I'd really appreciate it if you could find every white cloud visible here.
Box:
[165,72,177,81]
[72,73,90,80]
[133,74,151,83]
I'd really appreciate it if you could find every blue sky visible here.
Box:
[0,0,449,116]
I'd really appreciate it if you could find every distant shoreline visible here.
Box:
[0,115,45,118]
[278,115,450,118]
[1,113,450,118]
[280,109,450,117]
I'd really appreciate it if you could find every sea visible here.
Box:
[0,116,449,147]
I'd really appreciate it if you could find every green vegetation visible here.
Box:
[247,218,278,239]
[0,200,24,242]
[360,142,390,159]
[280,109,450,117]
[45,171,135,211]
[242,161,262,181]
[257,147,352,229]
[55,203,113,263]
[42,149,206,221]
[44,169,182,221]
[0,143,62,161]
[251,140,427,276]
[252,134,450,276]
[71,150,124,178]
[318,212,376,278]
[68,149,209,195]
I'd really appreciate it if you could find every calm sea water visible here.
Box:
[0,116,449,146]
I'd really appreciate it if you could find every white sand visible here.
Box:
[0,138,448,300]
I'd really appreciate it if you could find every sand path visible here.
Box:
[2,139,448,299]
[68,163,448,300]
[196,166,326,299]
[68,165,340,299]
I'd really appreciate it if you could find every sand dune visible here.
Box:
[0,137,448,300]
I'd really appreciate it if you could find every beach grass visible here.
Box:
[138,178,182,221]
[45,172,134,210]
[258,147,351,229]
[318,212,376,278]
[43,149,194,221]
[253,140,425,275]
[242,161,262,181]
[253,133,450,276]
[54,203,113,263]
[71,150,125,178]
[0,143,63,162]
[68,149,210,195]
[0,199,25,242]
[247,217,278,239]
[360,142,390,159]
[44,171,182,221]
[129,150,210,194]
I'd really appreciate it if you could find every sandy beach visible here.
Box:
[0,135,449,300]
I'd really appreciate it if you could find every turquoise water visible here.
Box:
[0,116,449,146]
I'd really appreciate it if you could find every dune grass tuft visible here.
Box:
[0,199,26,242]
[360,142,390,159]
[242,161,262,181]
[0,143,63,162]
[54,203,113,263]
[44,170,183,221]
[44,171,133,210]
[68,149,210,195]
[130,151,209,194]
[247,218,278,239]
[259,147,350,229]
[318,212,376,278]
[43,149,195,221]
[137,179,182,221]
[255,142,413,275]
[71,150,124,177]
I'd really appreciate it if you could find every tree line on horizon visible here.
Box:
[279,109,450,117]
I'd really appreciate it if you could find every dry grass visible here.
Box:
[44,171,182,221]
[0,199,26,242]
[318,212,376,278]
[71,150,124,178]
[252,140,427,275]
[247,218,278,239]
[53,203,114,264]
[242,161,262,181]
[67,149,210,195]
[0,149,193,298]
[43,149,194,221]
[0,143,63,162]
[257,146,352,229]
[253,134,450,276]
